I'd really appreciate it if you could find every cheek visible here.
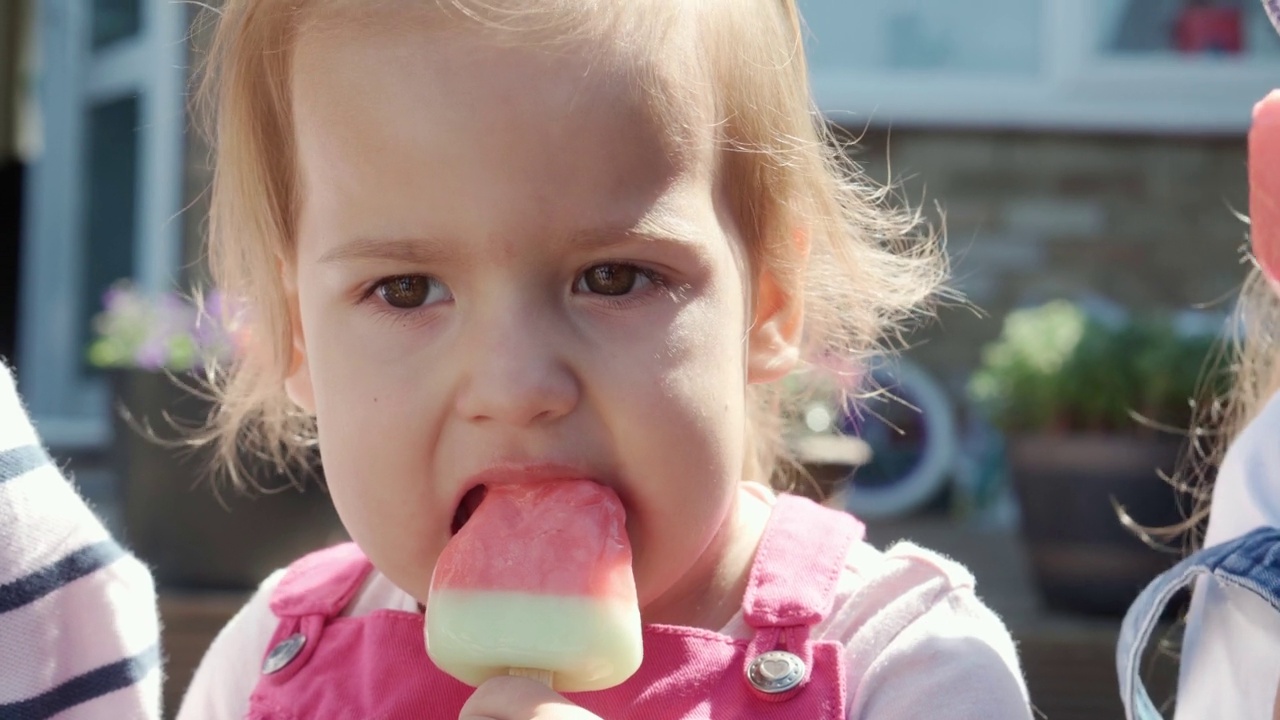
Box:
[296,280,430,429]
[622,289,749,598]
[666,313,744,416]
[305,339,432,492]
[670,272,749,392]
[307,360,445,595]
[637,283,751,463]
[294,292,439,515]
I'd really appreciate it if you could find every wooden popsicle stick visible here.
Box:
[508,667,554,687]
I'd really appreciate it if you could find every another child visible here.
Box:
[178,1,1031,718]
[0,360,162,719]
[1117,7,1280,715]
[1117,250,1280,720]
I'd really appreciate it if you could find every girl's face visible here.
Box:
[285,15,798,625]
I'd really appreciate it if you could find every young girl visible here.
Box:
[1117,7,1280,714]
[178,1,1031,718]
[1118,216,1280,720]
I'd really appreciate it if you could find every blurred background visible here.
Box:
[3,0,1277,717]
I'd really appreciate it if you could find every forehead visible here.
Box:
[290,3,711,158]
[288,7,720,244]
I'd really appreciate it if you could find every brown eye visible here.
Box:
[579,264,645,296]
[377,276,443,308]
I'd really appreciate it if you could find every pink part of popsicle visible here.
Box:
[431,479,635,601]
[1251,90,1280,287]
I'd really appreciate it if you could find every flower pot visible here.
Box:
[109,370,347,590]
[1008,433,1184,616]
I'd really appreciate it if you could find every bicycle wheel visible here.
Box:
[836,358,958,518]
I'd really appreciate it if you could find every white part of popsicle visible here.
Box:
[427,590,643,693]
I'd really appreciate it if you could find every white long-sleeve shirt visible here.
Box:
[0,362,162,719]
[1176,391,1280,720]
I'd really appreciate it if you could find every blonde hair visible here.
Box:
[195,0,946,490]
[1223,267,1280,439]
[1175,264,1280,545]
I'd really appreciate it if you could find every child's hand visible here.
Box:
[459,676,604,720]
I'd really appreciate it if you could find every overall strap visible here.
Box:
[741,494,865,630]
[1117,527,1280,720]
[738,494,863,702]
[269,542,375,619]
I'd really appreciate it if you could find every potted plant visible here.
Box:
[967,300,1221,616]
[89,281,346,590]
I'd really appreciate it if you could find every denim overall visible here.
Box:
[1116,527,1280,719]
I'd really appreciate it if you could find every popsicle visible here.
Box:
[425,479,643,693]
[1251,90,1280,288]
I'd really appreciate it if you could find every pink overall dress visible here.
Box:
[247,494,862,718]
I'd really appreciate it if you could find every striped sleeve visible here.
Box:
[0,364,162,719]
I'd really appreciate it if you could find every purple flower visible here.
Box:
[133,340,170,371]
[88,280,249,370]
[102,285,128,313]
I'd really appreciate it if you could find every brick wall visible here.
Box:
[846,129,1250,398]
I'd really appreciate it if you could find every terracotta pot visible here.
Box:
[1008,433,1186,616]
[110,370,347,590]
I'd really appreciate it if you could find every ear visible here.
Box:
[281,263,317,413]
[747,231,807,385]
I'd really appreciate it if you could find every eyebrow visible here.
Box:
[567,212,708,251]
[318,220,704,265]
[565,225,702,252]
[318,237,455,266]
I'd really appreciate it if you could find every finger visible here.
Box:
[459,676,602,720]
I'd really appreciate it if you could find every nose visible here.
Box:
[453,304,580,427]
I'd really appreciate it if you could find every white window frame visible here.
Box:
[803,0,1280,134]
[18,0,188,448]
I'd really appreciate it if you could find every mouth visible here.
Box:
[448,462,612,536]
[450,484,489,535]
